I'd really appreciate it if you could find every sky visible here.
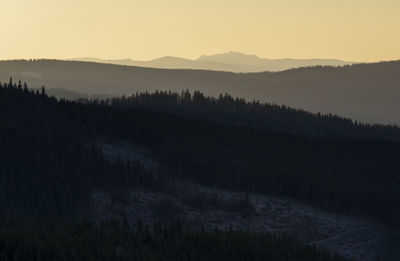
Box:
[1,0,400,62]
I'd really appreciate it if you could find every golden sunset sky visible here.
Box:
[2,0,400,62]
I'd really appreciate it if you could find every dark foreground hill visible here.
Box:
[1,80,400,225]
[1,59,399,124]
[1,80,400,259]
[0,218,349,261]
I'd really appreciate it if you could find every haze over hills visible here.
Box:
[71,51,351,72]
[0,59,399,125]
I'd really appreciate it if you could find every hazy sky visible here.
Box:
[2,0,400,62]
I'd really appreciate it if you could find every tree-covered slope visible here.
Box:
[0,80,153,217]
[109,90,400,140]
[1,79,400,228]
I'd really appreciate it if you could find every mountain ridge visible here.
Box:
[1,59,399,125]
[70,51,352,72]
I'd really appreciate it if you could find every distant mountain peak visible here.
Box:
[197,52,262,64]
[151,56,192,62]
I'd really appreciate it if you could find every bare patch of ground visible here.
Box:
[89,140,393,261]
[98,140,158,170]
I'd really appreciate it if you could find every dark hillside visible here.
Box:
[108,90,400,140]
[1,80,400,230]
[1,59,400,124]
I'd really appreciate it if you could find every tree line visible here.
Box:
[107,89,400,140]
[0,218,350,261]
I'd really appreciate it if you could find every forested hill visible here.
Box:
[108,90,400,140]
[1,59,400,125]
[1,79,400,230]
[2,79,400,259]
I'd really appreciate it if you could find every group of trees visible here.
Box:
[106,90,400,228]
[2,80,400,227]
[108,90,400,140]
[1,79,400,258]
[0,79,154,217]
[0,218,350,261]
